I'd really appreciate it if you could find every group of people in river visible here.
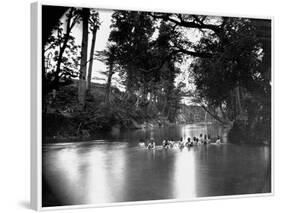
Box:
[141,134,222,150]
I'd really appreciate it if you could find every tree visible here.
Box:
[87,10,100,91]
[109,11,155,97]
[188,17,271,143]
[78,8,90,109]
[108,12,186,121]
[96,44,118,104]
[43,8,80,95]
[147,21,183,120]
[150,13,224,58]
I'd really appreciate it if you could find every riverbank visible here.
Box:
[42,103,213,143]
[43,119,217,144]
[43,112,176,143]
[43,84,269,145]
[43,80,216,144]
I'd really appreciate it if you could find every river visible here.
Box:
[42,123,271,207]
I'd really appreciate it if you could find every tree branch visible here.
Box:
[172,48,212,58]
[200,104,225,124]
[138,47,212,74]
[151,13,222,35]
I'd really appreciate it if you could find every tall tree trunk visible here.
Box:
[54,41,67,87]
[53,21,71,90]
[235,85,242,116]
[53,8,77,91]
[87,26,98,92]
[104,62,114,104]
[78,8,90,109]
[42,51,47,113]
[161,96,167,115]
[126,64,134,98]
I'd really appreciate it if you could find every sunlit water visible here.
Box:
[42,123,271,207]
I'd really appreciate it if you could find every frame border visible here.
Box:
[31,1,274,211]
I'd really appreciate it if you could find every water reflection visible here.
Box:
[42,123,271,207]
[173,149,196,198]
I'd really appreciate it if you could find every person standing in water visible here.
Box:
[151,138,156,149]
[147,138,155,149]
[199,134,204,144]
[193,137,197,145]
[203,134,208,144]
[179,137,185,149]
[216,136,221,144]
[186,137,193,146]
[207,135,211,144]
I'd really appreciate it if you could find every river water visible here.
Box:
[42,123,271,207]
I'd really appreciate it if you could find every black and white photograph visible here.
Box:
[40,4,271,208]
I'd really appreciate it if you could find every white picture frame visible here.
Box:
[31,1,273,211]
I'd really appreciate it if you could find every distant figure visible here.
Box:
[196,138,200,145]
[147,141,154,149]
[193,137,197,145]
[203,135,208,144]
[169,139,175,148]
[147,141,152,149]
[162,140,169,149]
[199,134,204,144]
[216,136,221,144]
[185,138,189,146]
[194,137,199,145]
[179,137,185,149]
[207,135,211,144]
[147,138,155,149]
[151,139,156,148]
[186,137,193,147]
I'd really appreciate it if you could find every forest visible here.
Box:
[42,6,271,144]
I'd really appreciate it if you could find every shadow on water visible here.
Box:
[42,123,271,207]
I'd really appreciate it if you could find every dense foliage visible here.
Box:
[189,18,271,143]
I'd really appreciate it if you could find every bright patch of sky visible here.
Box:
[71,9,114,85]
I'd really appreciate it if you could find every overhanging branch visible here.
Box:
[172,48,212,58]
[150,13,222,35]
[138,47,212,74]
